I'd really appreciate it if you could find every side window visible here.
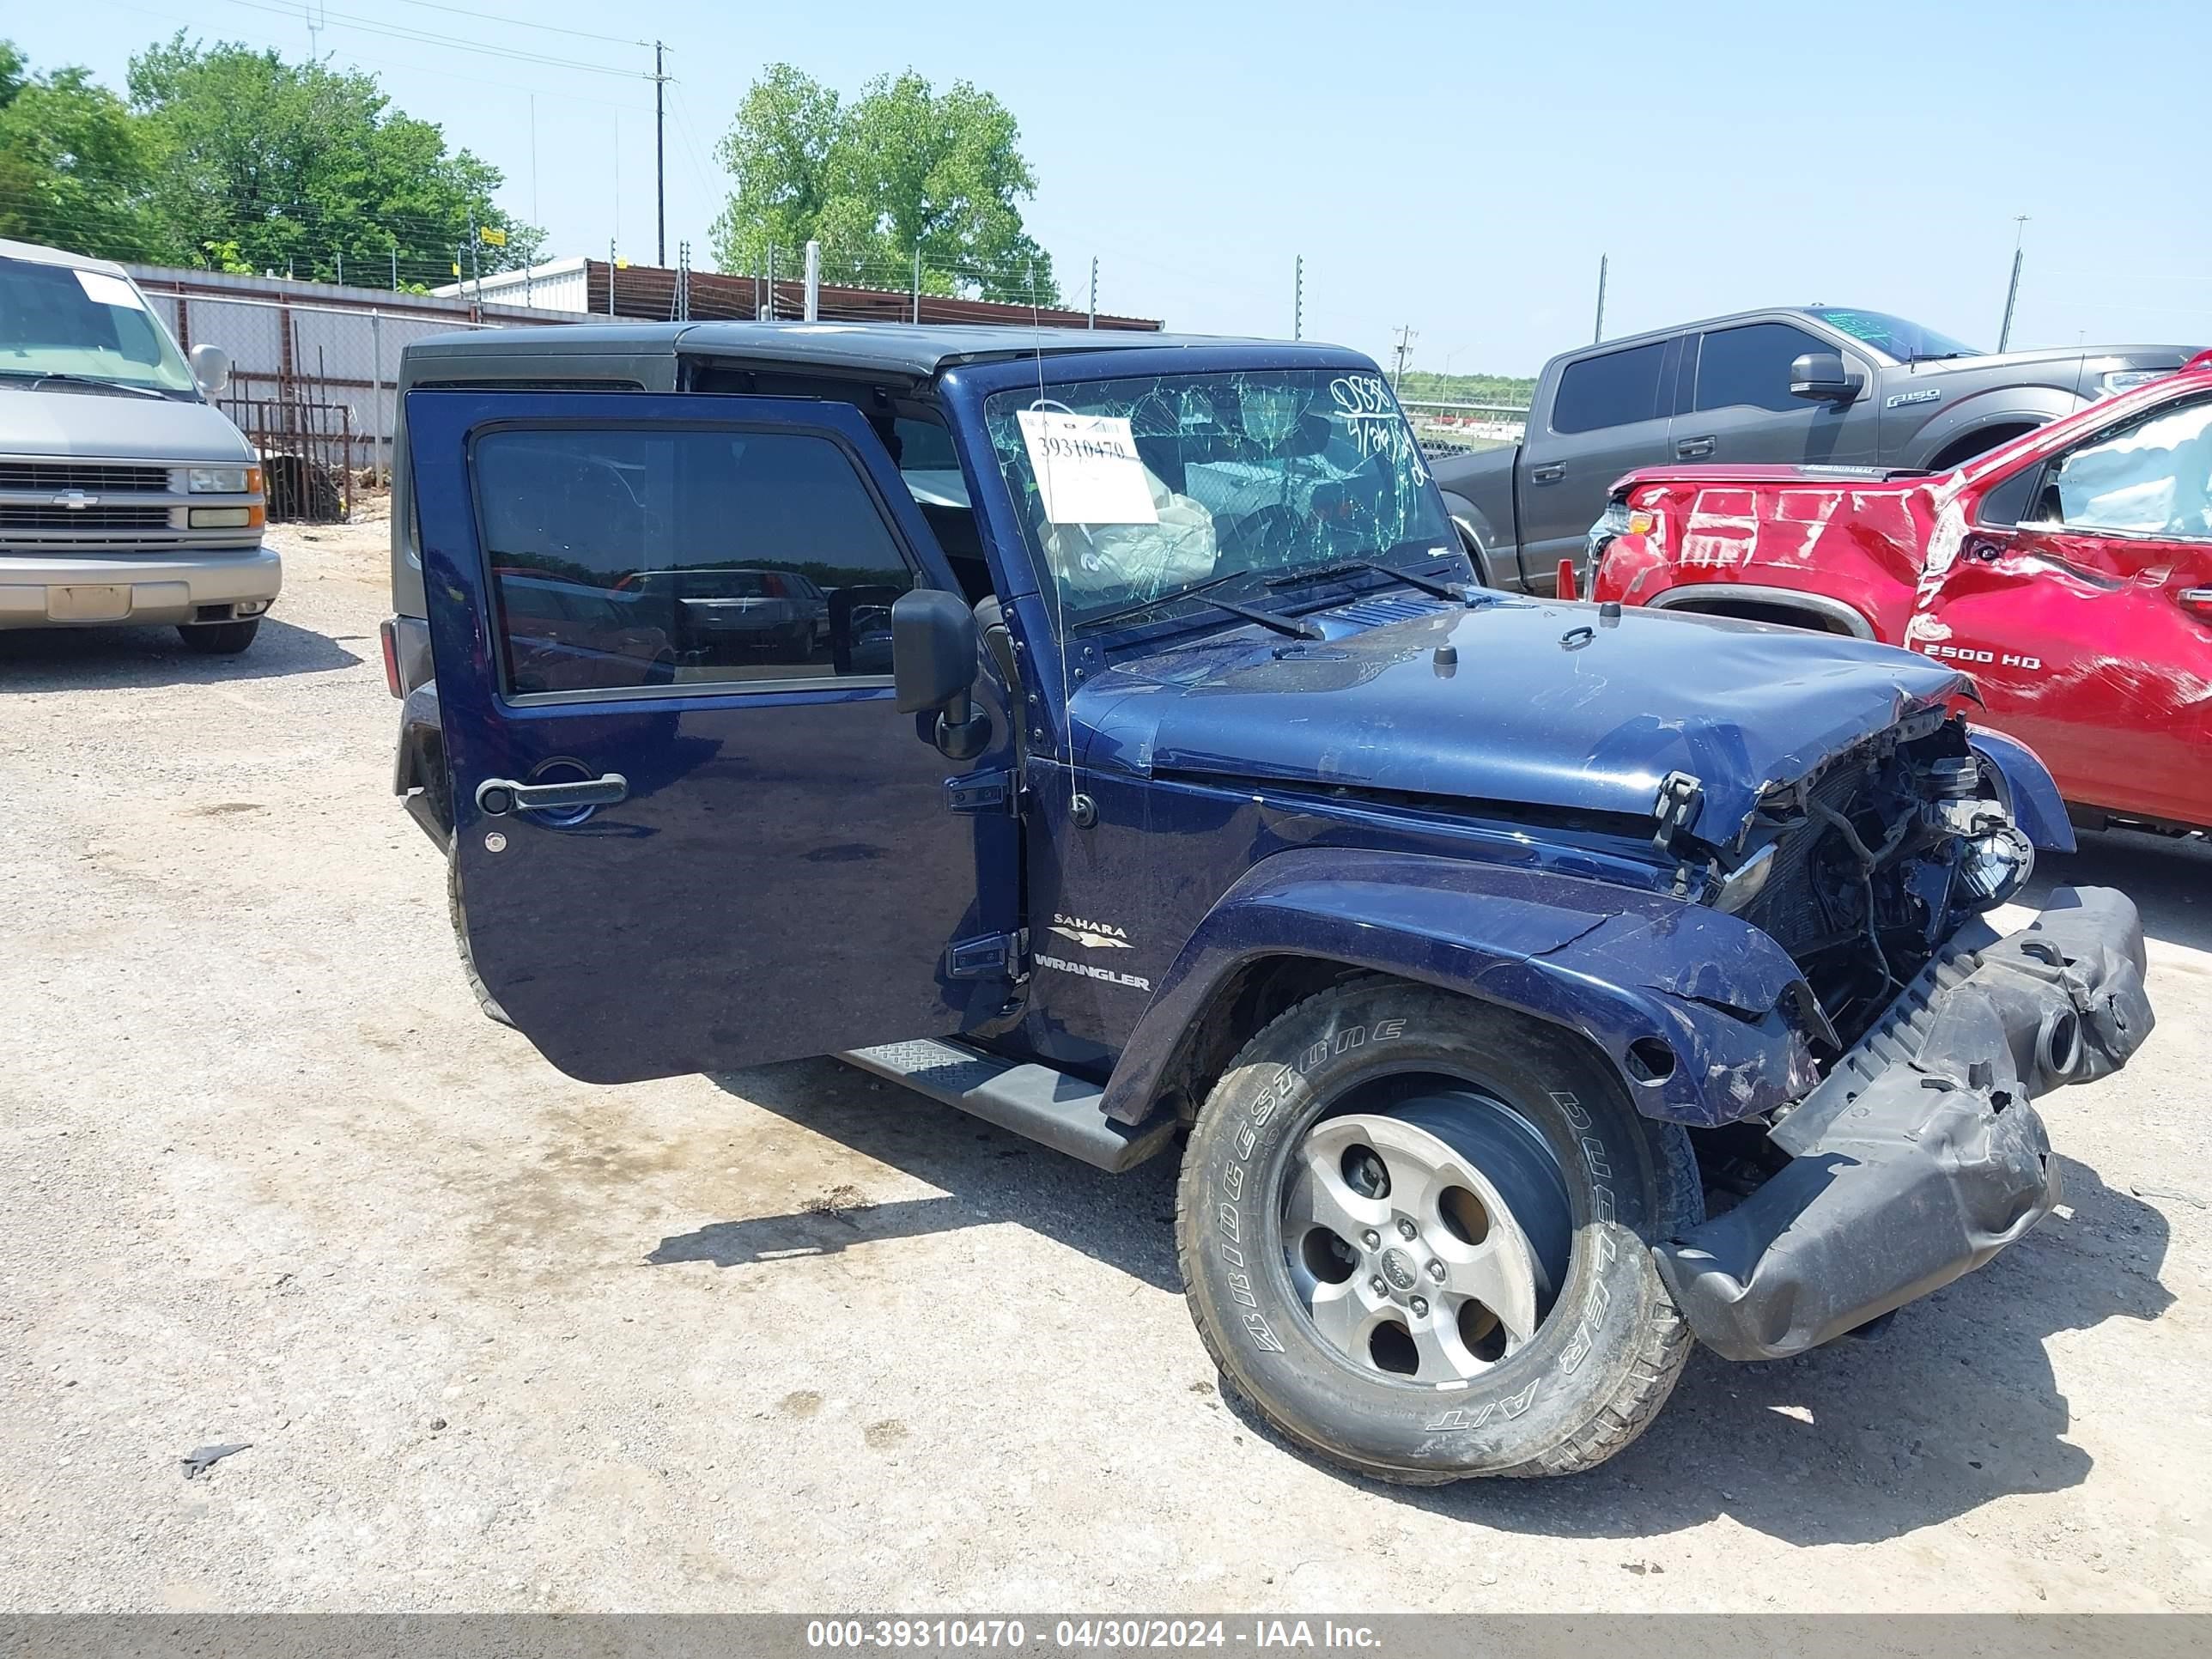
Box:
[2039,398,2212,540]
[1975,464,2040,528]
[1692,324,1832,414]
[1552,342,1671,434]
[472,427,917,696]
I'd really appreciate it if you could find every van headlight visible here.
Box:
[188,465,254,494]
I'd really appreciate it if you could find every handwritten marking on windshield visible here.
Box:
[1330,375,1412,462]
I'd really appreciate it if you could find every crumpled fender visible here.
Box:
[1966,724,2075,853]
[1098,848,1823,1130]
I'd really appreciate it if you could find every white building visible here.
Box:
[430,257,593,314]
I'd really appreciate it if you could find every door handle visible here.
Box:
[1529,463,1566,484]
[477,773,629,816]
[1674,436,1716,459]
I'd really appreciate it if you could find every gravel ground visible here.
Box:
[2,517,2207,1613]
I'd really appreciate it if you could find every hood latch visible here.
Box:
[1651,769,1705,855]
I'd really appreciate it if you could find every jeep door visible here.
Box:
[1671,319,1881,470]
[1520,333,1689,584]
[1914,389,2212,826]
[407,390,1021,1083]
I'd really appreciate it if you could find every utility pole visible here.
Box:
[912,244,921,324]
[1593,253,1608,343]
[803,240,820,322]
[390,246,398,292]
[1997,216,2029,353]
[467,204,481,304]
[653,41,666,267]
[334,247,343,287]
[1390,325,1417,391]
[1088,257,1097,330]
[1294,255,1304,341]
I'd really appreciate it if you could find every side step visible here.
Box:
[838,1038,1177,1173]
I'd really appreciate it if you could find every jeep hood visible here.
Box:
[0,384,253,464]
[1074,593,1968,848]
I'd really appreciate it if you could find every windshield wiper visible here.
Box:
[1906,352,1977,364]
[1083,570,1322,640]
[0,370,167,400]
[1267,559,1473,603]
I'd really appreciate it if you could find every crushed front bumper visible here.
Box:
[1655,885,2152,1362]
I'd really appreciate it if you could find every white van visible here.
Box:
[1,237,278,654]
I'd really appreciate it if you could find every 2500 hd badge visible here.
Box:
[391,323,2154,1485]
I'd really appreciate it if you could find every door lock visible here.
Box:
[476,774,629,816]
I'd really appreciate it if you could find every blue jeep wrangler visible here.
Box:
[384,323,2153,1482]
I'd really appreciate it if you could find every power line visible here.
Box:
[220,0,658,80]
[386,0,649,48]
[85,0,659,111]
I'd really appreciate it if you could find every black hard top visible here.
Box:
[403,319,1341,378]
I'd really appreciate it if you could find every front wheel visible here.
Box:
[177,617,261,654]
[1176,978,1703,1482]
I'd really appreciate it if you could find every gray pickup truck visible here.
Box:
[1431,305,2196,594]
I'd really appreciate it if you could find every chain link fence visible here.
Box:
[1394,398,1529,456]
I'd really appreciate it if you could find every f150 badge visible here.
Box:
[1049,914,1131,949]
[1886,387,1942,409]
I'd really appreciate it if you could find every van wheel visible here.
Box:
[447,857,514,1028]
[1176,978,1703,1482]
[178,618,261,654]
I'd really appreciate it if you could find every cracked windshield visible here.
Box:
[984,368,1455,626]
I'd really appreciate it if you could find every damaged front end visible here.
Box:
[1654,713,2154,1360]
[1658,886,2150,1359]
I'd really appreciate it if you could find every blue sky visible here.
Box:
[21,0,2212,372]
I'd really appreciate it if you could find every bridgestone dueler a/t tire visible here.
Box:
[1176,978,1705,1482]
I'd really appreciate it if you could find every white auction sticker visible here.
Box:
[73,269,147,310]
[1017,410,1158,526]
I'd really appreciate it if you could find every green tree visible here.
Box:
[710,64,1056,304]
[0,40,177,261]
[126,34,542,283]
[1395,369,1539,408]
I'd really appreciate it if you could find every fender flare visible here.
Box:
[1098,848,1823,1131]
[1905,386,2080,470]
[392,678,453,852]
[1966,725,2076,853]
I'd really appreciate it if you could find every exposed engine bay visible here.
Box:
[1710,710,2036,1056]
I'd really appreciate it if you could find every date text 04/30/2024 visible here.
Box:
[805,1620,1383,1650]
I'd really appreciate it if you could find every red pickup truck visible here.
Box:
[1592,355,2212,835]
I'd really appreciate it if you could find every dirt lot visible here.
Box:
[3,516,2208,1613]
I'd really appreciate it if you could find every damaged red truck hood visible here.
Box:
[1595,368,2212,832]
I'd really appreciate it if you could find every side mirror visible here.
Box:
[189,343,231,398]
[891,588,989,760]
[1790,351,1860,404]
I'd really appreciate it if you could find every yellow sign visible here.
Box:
[478,226,507,247]
[451,262,461,276]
